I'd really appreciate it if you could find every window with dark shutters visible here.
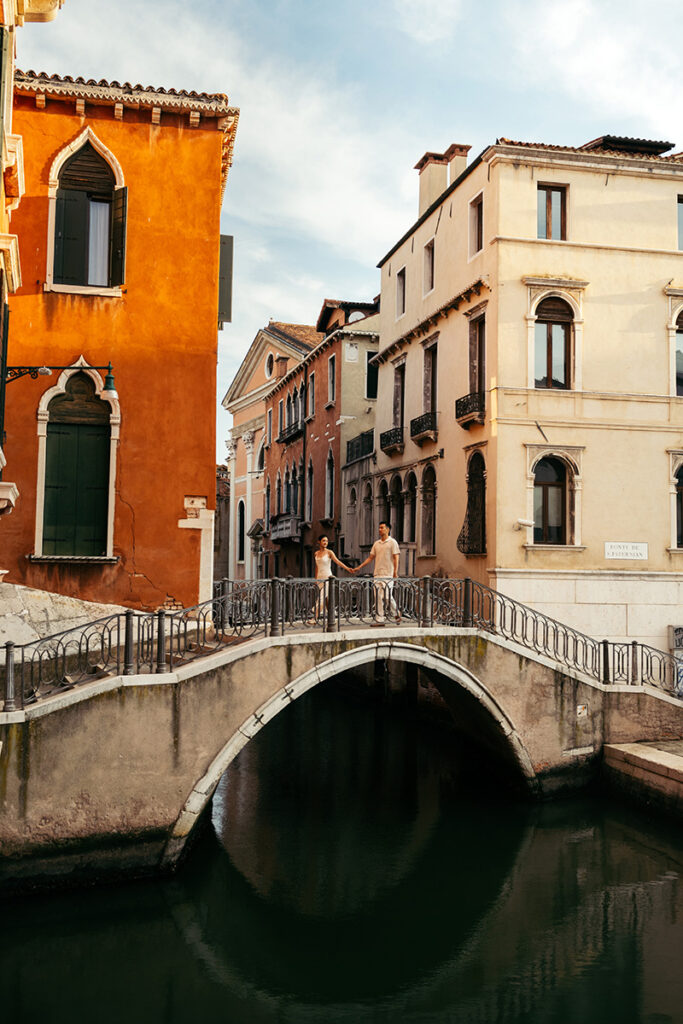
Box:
[43,373,111,555]
[53,142,126,289]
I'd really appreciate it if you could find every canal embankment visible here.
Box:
[603,740,683,818]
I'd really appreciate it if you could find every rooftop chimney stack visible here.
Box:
[275,354,289,380]
[414,151,449,217]
[445,143,471,186]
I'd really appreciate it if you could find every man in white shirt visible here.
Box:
[354,521,401,625]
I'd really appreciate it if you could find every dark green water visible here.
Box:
[2,683,683,1024]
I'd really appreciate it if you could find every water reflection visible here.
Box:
[1,682,683,1024]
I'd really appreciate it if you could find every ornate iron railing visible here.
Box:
[410,411,438,440]
[379,426,404,452]
[3,576,682,710]
[346,429,374,464]
[455,391,485,422]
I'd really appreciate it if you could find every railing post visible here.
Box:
[463,577,473,628]
[270,579,282,637]
[420,576,432,628]
[326,578,337,633]
[222,579,230,631]
[631,640,639,685]
[3,641,19,712]
[602,639,610,684]
[124,610,135,675]
[156,610,166,674]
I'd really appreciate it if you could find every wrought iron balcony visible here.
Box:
[410,411,438,445]
[346,429,374,464]
[455,391,485,429]
[379,426,404,454]
[277,419,305,444]
[269,514,302,541]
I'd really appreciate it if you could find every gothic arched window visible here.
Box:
[54,141,127,288]
[43,372,111,556]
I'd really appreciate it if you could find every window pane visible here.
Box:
[677,333,683,396]
[551,324,566,387]
[88,200,110,286]
[537,188,547,239]
[534,323,547,387]
[547,485,563,544]
[550,189,562,240]
[533,485,543,542]
[678,489,683,548]
[679,197,683,251]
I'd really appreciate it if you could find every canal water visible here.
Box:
[2,681,683,1024]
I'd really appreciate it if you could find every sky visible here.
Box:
[17,0,683,459]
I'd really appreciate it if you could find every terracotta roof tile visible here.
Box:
[16,69,232,109]
[267,321,322,350]
[497,136,683,163]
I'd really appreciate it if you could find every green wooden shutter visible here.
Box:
[218,234,233,327]
[110,186,127,286]
[54,188,88,285]
[44,423,80,554]
[43,423,110,555]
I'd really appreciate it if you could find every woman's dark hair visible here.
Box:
[318,534,328,544]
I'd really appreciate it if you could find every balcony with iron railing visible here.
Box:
[277,419,305,444]
[455,391,485,429]
[379,426,404,455]
[346,429,374,464]
[410,411,438,445]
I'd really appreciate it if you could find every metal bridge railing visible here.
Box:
[2,576,682,711]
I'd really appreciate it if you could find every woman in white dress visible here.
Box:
[312,535,352,620]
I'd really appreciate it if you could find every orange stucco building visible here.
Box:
[1,71,238,608]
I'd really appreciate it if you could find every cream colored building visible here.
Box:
[371,134,683,651]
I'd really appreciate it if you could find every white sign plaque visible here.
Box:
[604,542,648,560]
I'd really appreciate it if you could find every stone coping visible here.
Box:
[604,742,683,784]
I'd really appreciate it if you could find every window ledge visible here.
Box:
[28,554,119,564]
[666,547,683,554]
[522,544,586,552]
[325,401,336,410]
[45,282,123,298]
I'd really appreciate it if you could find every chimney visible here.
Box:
[444,143,471,185]
[275,354,289,379]
[414,151,449,217]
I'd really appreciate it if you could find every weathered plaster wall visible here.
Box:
[2,96,224,609]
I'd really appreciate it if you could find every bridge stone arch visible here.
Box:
[161,641,538,868]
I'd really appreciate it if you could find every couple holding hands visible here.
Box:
[313,521,401,625]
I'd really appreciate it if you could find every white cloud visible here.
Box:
[391,0,464,45]
[503,0,683,143]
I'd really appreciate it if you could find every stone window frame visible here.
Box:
[665,289,683,397]
[45,126,126,297]
[667,449,683,552]
[524,443,584,550]
[524,278,587,392]
[33,356,121,559]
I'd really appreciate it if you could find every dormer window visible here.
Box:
[53,141,127,289]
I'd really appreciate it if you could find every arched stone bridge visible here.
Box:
[1,622,683,890]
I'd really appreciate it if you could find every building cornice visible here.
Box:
[487,145,683,180]
[15,70,240,196]
[372,278,488,367]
